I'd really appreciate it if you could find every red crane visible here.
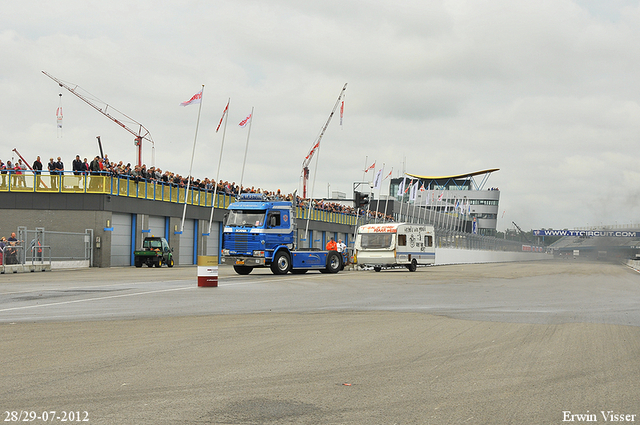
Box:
[42,71,154,167]
[301,83,347,199]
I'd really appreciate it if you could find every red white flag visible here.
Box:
[364,162,375,173]
[340,101,344,126]
[239,113,252,128]
[216,101,229,132]
[384,169,392,180]
[404,179,412,194]
[180,89,203,107]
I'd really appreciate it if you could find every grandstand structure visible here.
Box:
[387,169,500,236]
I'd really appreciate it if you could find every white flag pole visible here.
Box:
[374,163,384,224]
[410,181,418,223]
[181,85,204,233]
[208,98,230,234]
[352,156,368,248]
[238,107,254,194]
[398,177,406,222]
[383,167,392,222]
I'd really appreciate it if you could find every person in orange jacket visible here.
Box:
[326,237,337,251]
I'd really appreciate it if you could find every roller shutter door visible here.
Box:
[148,216,165,238]
[205,223,219,256]
[111,213,132,267]
[179,219,194,265]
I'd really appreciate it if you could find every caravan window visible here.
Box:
[397,234,406,246]
[359,233,393,249]
[425,235,433,247]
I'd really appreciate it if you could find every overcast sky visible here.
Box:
[2,0,640,231]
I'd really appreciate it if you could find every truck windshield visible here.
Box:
[359,233,393,249]
[226,210,265,227]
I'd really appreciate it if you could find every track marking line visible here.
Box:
[0,286,194,313]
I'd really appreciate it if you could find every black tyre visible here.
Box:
[154,259,162,268]
[271,251,291,275]
[325,252,341,273]
[167,257,174,268]
[135,258,142,268]
[374,266,381,272]
[407,259,417,272]
[234,265,253,275]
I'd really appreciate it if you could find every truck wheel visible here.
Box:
[234,265,253,275]
[135,258,142,268]
[271,251,291,275]
[407,259,417,272]
[167,257,174,268]
[325,252,341,273]
[374,266,381,272]
[154,259,162,268]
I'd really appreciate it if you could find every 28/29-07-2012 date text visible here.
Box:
[4,411,89,422]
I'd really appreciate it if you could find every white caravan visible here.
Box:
[354,223,435,272]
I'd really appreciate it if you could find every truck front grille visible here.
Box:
[234,234,249,253]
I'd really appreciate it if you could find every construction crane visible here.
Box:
[301,83,347,199]
[42,71,154,167]
[512,221,533,244]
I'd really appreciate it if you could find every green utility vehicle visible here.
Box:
[134,237,174,268]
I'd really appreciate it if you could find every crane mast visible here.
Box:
[301,83,347,198]
[42,71,154,167]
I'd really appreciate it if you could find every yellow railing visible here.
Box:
[1,172,355,225]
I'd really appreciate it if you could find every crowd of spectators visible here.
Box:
[0,153,395,222]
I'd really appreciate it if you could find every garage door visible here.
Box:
[111,212,132,267]
[179,219,194,265]
[205,222,219,256]
[148,215,165,238]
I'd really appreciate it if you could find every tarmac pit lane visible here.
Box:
[1,260,639,424]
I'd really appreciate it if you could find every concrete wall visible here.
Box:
[435,247,549,265]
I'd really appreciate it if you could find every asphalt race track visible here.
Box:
[1,260,639,424]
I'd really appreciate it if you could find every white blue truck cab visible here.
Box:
[220,193,343,275]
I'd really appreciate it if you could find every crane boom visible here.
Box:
[42,70,154,167]
[512,221,533,244]
[301,83,347,198]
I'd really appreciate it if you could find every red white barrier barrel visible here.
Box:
[197,256,218,287]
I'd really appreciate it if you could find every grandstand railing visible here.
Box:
[0,171,359,226]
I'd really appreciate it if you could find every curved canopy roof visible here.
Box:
[406,169,499,180]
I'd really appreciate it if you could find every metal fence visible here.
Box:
[13,227,93,266]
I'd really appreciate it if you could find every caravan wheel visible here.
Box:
[407,259,417,272]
